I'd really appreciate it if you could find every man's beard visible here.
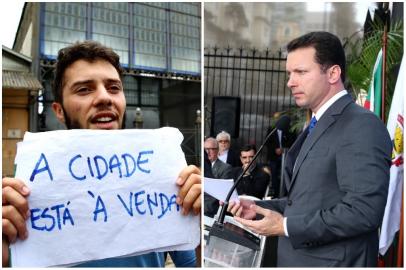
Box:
[62,108,126,130]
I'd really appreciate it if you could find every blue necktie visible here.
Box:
[308,116,317,134]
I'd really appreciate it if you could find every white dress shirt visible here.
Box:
[218,149,228,163]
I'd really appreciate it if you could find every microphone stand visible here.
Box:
[217,127,278,224]
[207,127,279,252]
[206,116,289,266]
[280,148,286,197]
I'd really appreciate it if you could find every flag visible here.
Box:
[379,55,404,256]
[364,49,383,117]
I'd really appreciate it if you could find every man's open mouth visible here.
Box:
[90,113,118,124]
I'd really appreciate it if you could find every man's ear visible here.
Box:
[51,102,65,124]
[328,65,341,84]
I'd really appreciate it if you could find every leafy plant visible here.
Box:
[273,107,308,135]
[346,16,403,121]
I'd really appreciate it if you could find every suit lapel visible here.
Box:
[287,94,353,192]
[284,128,309,190]
[289,114,335,191]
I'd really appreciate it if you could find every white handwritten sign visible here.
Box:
[10,127,200,267]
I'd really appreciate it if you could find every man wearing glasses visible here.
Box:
[203,137,232,217]
[215,131,241,168]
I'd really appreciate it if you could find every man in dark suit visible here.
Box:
[266,113,294,198]
[204,137,233,217]
[228,32,392,267]
[232,144,270,199]
[216,131,241,168]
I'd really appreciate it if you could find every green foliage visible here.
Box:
[276,108,307,135]
[346,17,403,121]
[288,107,307,134]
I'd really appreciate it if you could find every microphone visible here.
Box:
[216,114,290,224]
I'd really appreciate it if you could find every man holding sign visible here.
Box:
[2,41,201,267]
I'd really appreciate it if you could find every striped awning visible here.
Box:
[2,70,42,91]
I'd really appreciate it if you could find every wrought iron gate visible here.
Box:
[204,47,295,153]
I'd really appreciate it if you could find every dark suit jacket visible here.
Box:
[204,159,233,217]
[211,159,233,179]
[232,166,270,199]
[223,148,242,168]
[261,95,392,266]
[266,126,294,162]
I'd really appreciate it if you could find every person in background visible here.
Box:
[216,131,241,168]
[203,137,232,217]
[266,112,294,198]
[205,137,232,179]
[232,144,270,199]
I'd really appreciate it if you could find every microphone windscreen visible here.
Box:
[276,115,290,132]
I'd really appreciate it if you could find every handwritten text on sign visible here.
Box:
[10,128,200,267]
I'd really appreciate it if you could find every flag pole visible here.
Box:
[381,22,388,122]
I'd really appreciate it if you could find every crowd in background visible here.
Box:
[203,113,297,218]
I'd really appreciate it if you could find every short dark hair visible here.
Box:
[52,40,124,103]
[287,31,346,82]
[240,144,256,154]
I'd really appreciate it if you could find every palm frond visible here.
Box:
[346,16,403,117]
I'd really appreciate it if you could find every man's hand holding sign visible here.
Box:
[3,128,200,267]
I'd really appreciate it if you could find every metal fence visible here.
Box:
[204,47,295,157]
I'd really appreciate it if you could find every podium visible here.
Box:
[204,214,266,267]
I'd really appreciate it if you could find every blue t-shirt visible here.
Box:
[74,251,196,267]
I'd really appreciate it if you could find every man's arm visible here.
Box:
[256,198,287,214]
[2,178,31,267]
[234,204,285,236]
[228,198,287,221]
[228,198,288,237]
